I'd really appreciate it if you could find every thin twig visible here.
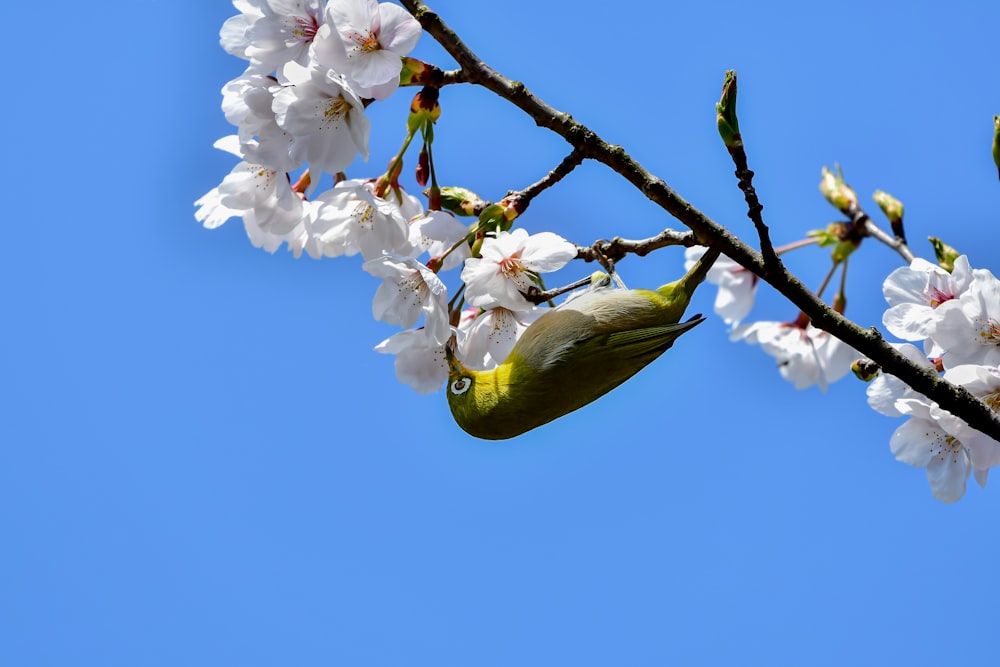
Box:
[521,275,595,305]
[576,229,697,264]
[861,218,916,263]
[508,146,586,215]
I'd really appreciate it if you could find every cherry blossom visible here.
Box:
[891,398,974,503]
[220,1,265,60]
[222,69,298,172]
[408,210,470,271]
[868,356,1000,501]
[312,0,422,100]
[733,320,858,390]
[935,365,1000,472]
[866,343,935,418]
[244,0,325,71]
[931,269,1000,368]
[461,229,576,312]
[374,328,449,394]
[363,255,450,345]
[459,306,543,371]
[881,255,976,346]
[307,179,412,260]
[195,136,306,238]
[271,63,370,174]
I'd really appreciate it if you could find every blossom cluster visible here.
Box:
[867,257,1000,502]
[683,248,858,391]
[689,243,1000,502]
[196,0,423,256]
[196,0,579,395]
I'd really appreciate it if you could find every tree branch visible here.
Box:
[400,0,1000,442]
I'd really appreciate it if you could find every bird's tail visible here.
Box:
[656,243,723,304]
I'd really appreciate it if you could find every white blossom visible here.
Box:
[408,210,470,271]
[866,343,935,418]
[461,229,576,312]
[363,255,450,345]
[374,328,449,394]
[931,269,1000,368]
[891,398,974,503]
[245,0,325,71]
[936,364,1000,472]
[271,63,370,174]
[312,0,422,100]
[459,306,543,371]
[307,179,412,260]
[881,256,977,350]
[733,320,858,390]
[222,69,297,172]
[195,136,305,237]
[220,0,265,60]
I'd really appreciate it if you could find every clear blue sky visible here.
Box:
[3,1,999,665]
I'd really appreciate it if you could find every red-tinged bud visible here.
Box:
[425,255,444,273]
[399,58,443,87]
[407,86,441,136]
[931,356,945,373]
[426,185,441,212]
[498,192,525,221]
[993,115,1000,181]
[374,156,404,197]
[792,311,811,329]
[416,149,429,187]
[290,169,311,195]
[833,291,847,315]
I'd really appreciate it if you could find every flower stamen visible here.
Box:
[292,15,319,43]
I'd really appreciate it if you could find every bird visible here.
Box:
[445,246,722,439]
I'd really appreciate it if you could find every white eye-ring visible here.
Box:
[450,377,471,395]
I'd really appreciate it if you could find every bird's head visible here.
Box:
[444,338,476,402]
[443,338,507,438]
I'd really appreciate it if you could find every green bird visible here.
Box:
[445,246,722,439]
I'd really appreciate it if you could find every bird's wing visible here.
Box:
[602,317,705,361]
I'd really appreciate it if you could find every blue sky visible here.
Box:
[3,1,1000,665]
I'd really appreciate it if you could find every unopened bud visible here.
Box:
[808,223,860,263]
[819,165,858,213]
[833,291,847,315]
[993,115,1000,181]
[400,58,443,87]
[497,192,525,222]
[851,358,880,382]
[929,236,960,272]
[438,186,486,217]
[873,190,905,240]
[716,70,742,150]
[425,255,444,273]
[470,204,511,239]
[407,86,441,136]
[415,149,429,187]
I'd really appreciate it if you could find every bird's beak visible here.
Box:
[444,335,465,375]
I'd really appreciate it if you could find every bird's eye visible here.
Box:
[450,377,471,395]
